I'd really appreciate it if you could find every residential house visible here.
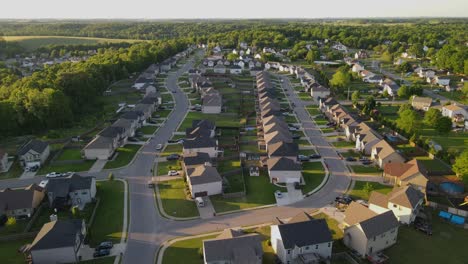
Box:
[271,212,333,264]
[112,118,137,138]
[229,65,242,74]
[121,110,145,127]
[319,97,339,112]
[0,149,8,172]
[383,159,429,193]
[83,126,126,160]
[183,152,211,170]
[355,127,383,155]
[187,120,216,138]
[369,186,425,224]
[186,164,222,198]
[442,104,468,122]
[213,64,226,74]
[352,63,365,73]
[46,174,96,210]
[264,130,293,146]
[203,228,263,264]
[355,50,368,59]
[202,93,222,114]
[380,79,399,96]
[435,76,450,87]
[183,136,218,158]
[18,140,50,169]
[27,219,86,264]
[365,75,383,84]
[267,157,302,183]
[411,96,432,111]
[267,142,299,160]
[371,140,405,169]
[0,184,44,218]
[343,202,399,257]
[310,84,330,101]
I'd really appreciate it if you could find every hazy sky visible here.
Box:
[1,0,467,19]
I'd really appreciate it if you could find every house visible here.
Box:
[121,110,145,127]
[355,50,368,59]
[112,118,137,139]
[310,84,330,101]
[264,130,293,146]
[411,96,432,111]
[191,120,216,137]
[229,65,242,74]
[183,152,211,169]
[27,219,86,264]
[371,140,405,169]
[82,135,116,160]
[213,64,226,74]
[352,63,364,73]
[267,142,299,160]
[441,104,468,121]
[267,157,302,183]
[0,149,8,172]
[186,164,222,198]
[369,186,425,224]
[0,184,44,218]
[46,174,96,210]
[203,228,263,264]
[202,93,222,114]
[435,76,450,87]
[365,75,383,84]
[380,79,399,96]
[18,139,50,169]
[355,127,383,155]
[343,202,399,257]
[383,159,429,193]
[183,136,218,158]
[271,212,333,264]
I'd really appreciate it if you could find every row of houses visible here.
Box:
[255,71,303,184]
[181,120,222,198]
[189,73,223,114]
[82,92,159,160]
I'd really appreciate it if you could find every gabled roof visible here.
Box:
[267,142,299,157]
[29,219,84,251]
[264,130,293,145]
[187,165,222,185]
[18,140,49,156]
[267,157,301,171]
[112,118,134,131]
[183,136,217,149]
[263,122,289,135]
[372,139,402,160]
[412,96,432,106]
[345,202,398,238]
[83,136,113,150]
[183,152,211,167]
[203,93,222,107]
[46,174,94,200]
[276,216,332,249]
[384,159,428,180]
[387,186,424,209]
[121,111,144,120]
[0,184,43,212]
[98,126,125,138]
[192,119,215,130]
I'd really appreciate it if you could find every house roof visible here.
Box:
[344,202,378,226]
[267,142,299,157]
[412,96,432,106]
[267,157,301,171]
[183,136,216,149]
[183,152,211,167]
[384,159,428,180]
[83,136,113,150]
[46,174,94,199]
[121,111,144,120]
[192,119,215,131]
[368,191,390,209]
[98,126,125,138]
[345,202,398,238]
[203,93,222,107]
[372,139,402,161]
[387,186,424,209]
[203,229,263,264]
[262,115,284,127]
[264,130,293,145]
[29,219,84,251]
[263,122,289,135]
[18,140,49,156]
[185,126,212,139]
[112,118,134,131]
[443,104,464,111]
[0,184,43,212]
[277,217,332,249]
[187,165,222,185]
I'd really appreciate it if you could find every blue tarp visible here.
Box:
[451,215,465,225]
[439,211,452,220]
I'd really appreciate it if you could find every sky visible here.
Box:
[1,0,467,19]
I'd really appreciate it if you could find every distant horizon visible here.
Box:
[1,0,467,19]
[1,17,468,21]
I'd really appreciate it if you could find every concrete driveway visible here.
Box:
[198,197,216,219]
[19,170,37,179]
[88,159,108,173]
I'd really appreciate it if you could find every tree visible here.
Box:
[306,50,319,64]
[397,85,410,98]
[351,90,361,105]
[423,108,442,127]
[453,150,468,182]
[396,109,420,134]
[226,53,238,61]
[362,96,376,115]
[108,172,114,181]
[330,70,351,89]
[381,51,393,63]
[398,104,412,114]
[396,61,412,73]
[434,116,452,134]
[363,182,374,195]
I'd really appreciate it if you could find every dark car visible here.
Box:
[345,157,357,162]
[128,137,138,142]
[166,154,180,161]
[29,165,39,172]
[297,155,310,162]
[335,196,353,205]
[158,106,166,110]
[292,134,301,140]
[309,154,322,159]
[96,241,113,250]
[93,249,111,258]
[413,217,432,236]
[361,160,372,165]
[172,90,177,93]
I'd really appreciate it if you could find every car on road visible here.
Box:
[172,90,177,93]
[345,157,357,162]
[39,180,49,188]
[156,144,163,151]
[274,190,283,199]
[46,172,62,178]
[310,154,322,159]
[93,249,111,258]
[96,241,113,250]
[361,160,372,165]
[166,154,180,161]
[168,170,179,176]
[297,155,310,162]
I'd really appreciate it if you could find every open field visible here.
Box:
[4,35,142,50]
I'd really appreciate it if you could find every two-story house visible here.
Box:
[18,140,50,169]
[371,140,405,169]
[46,174,96,210]
[0,184,44,218]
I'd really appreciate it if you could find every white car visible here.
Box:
[156,144,163,151]
[46,172,62,178]
[39,180,49,188]
[168,170,179,176]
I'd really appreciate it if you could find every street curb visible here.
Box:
[153,180,200,221]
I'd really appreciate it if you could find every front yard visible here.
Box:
[0,238,32,264]
[332,141,355,148]
[157,178,199,218]
[38,160,95,175]
[156,160,182,176]
[350,165,382,176]
[138,125,158,135]
[0,160,23,179]
[103,144,141,169]
[302,162,326,193]
[178,112,240,131]
[348,181,393,200]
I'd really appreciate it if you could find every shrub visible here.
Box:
[108,172,114,181]
[5,217,16,226]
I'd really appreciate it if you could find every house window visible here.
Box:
[315,245,318,249]
[82,191,87,195]
[393,204,397,208]
[305,246,309,250]
[328,242,331,247]
[287,249,291,254]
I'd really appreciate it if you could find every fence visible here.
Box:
[427,201,468,229]
[221,168,246,198]
[331,252,360,264]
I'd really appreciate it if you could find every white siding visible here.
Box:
[183,147,218,158]
[189,181,222,198]
[202,106,222,114]
[268,170,302,183]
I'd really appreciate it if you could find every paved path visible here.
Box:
[88,159,108,173]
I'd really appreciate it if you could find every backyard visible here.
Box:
[0,238,32,264]
[157,178,199,218]
[103,144,141,169]
[178,112,241,131]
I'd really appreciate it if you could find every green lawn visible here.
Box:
[31,201,96,232]
[419,128,468,152]
[178,112,240,131]
[56,148,82,161]
[157,179,199,218]
[223,173,245,193]
[38,160,95,174]
[156,160,182,176]
[161,144,183,157]
[217,160,241,173]
[439,90,468,105]
[416,156,452,173]
[341,150,361,158]
[154,110,172,118]
[332,141,355,148]
[302,162,326,193]
[88,180,125,246]
[210,172,286,213]
[138,125,158,135]
[314,117,328,125]
[350,165,382,175]
[103,144,141,169]
[385,209,468,264]
[299,149,317,156]
[348,181,393,200]
[306,107,321,116]
[0,239,31,264]
[0,218,29,236]
[0,160,23,180]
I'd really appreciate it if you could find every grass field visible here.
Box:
[56,148,83,161]
[0,239,31,264]
[0,161,23,180]
[178,112,240,131]
[302,162,326,193]
[157,178,199,218]
[138,125,158,135]
[332,141,355,148]
[38,160,95,174]
[103,144,141,169]
[156,160,182,176]
[88,180,125,246]
[350,165,382,175]
[4,35,141,50]
[348,181,393,200]
[161,144,183,157]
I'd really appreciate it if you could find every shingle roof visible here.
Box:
[277,218,332,249]
[185,126,212,139]
[387,186,424,209]
[183,136,216,149]
[183,152,211,167]
[98,126,125,138]
[384,159,428,180]
[18,140,49,156]
[372,139,402,160]
[203,93,222,107]
[187,165,222,185]
[46,174,94,200]
[192,120,215,130]
[121,111,143,120]
[112,118,133,131]
[345,202,398,238]
[267,157,301,171]
[0,184,43,212]
[267,142,299,157]
[83,136,113,150]
[29,219,84,250]
[368,191,389,209]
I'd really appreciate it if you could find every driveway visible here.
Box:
[19,170,37,179]
[276,183,303,206]
[88,159,108,173]
[198,197,216,219]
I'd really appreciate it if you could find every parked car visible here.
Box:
[335,196,353,205]
[297,155,310,162]
[309,154,322,159]
[292,134,301,140]
[156,144,163,151]
[166,154,180,161]
[195,197,205,207]
[128,137,139,142]
[274,190,283,199]
[345,157,357,162]
[361,160,372,165]
[168,170,179,176]
[93,249,111,258]
[294,182,301,190]
[96,241,113,250]
[28,165,39,172]
[46,172,62,178]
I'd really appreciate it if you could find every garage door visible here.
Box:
[194,191,208,197]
